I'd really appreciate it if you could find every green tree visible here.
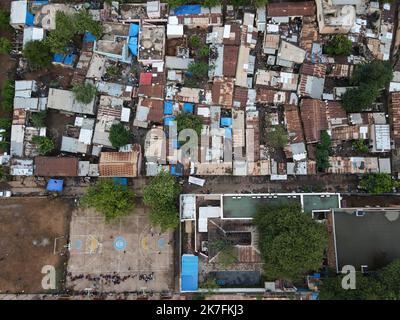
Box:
[31,111,47,128]
[72,82,97,104]
[324,35,353,56]
[229,0,247,6]
[341,85,379,113]
[254,203,328,282]
[45,11,75,53]
[255,0,268,7]
[352,139,369,153]
[176,112,203,138]
[32,136,55,155]
[167,0,186,8]
[203,0,221,7]
[23,40,52,71]
[73,9,103,38]
[80,179,135,222]
[0,37,11,54]
[351,60,393,88]
[188,61,209,79]
[0,10,10,28]
[190,35,201,48]
[359,173,397,194]
[316,130,331,172]
[268,125,288,150]
[209,238,237,268]
[199,278,220,297]
[1,80,14,112]
[199,45,210,57]
[143,170,181,231]
[0,118,11,129]
[319,260,400,300]
[109,123,131,148]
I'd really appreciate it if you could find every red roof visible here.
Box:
[139,73,152,85]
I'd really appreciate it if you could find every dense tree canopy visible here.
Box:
[0,10,10,28]
[319,260,400,300]
[188,61,209,79]
[176,112,203,138]
[1,80,14,112]
[72,82,97,104]
[359,173,398,194]
[324,35,353,56]
[32,136,55,155]
[109,123,132,149]
[341,61,393,112]
[352,139,369,153]
[254,203,328,282]
[80,180,135,221]
[23,40,52,71]
[351,60,393,88]
[267,125,288,150]
[341,85,379,113]
[31,111,47,128]
[0,37,11,54]
[316,130,331,172]
[45,10,102,53]
[143,170,181,231]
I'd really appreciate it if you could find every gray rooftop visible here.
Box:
[334,209,400,271]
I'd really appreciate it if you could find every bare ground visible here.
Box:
[0,197,73,293]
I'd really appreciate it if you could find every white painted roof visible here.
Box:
[10,0,27,25]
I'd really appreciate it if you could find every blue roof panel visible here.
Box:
[129,23,140,37]
[83,32,97,42]
[47,179,63,192]
[164,116,176,126]
[164,101,174,115]
[63,54,75,66]
[220,117,232,127]
[183,102,194,113]
[112,177,128,186]
[52,53,65,63]
[25,11,34,26]
[175,5,201,16]
[181,255,198,291]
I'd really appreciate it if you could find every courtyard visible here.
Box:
[67,205,174,293]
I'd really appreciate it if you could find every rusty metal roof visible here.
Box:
[223,45,239,78]
[212,77,234,108]
[267,1,315,17]
[34,156,78,177]
[300,99,328,143]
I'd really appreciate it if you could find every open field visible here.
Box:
[0,197,72,293]
[67,205,174,293]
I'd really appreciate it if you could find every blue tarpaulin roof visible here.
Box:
[47,179,63,192]
[32,1,49,4]
[25,11,34,26]
[128,36,138,57]
[175,5,201,16]
[183,102,194,113]
[225,128,232,139]
[164,116,176,126]
[129,23,139,37]
[112,177,128,186]
[52,53,64,63]
[83,32,97,42]
[171,164,183,176]
[63,54,75,66]
[181,255,198,291]
[220,117,232,127]
[164,101,173,115]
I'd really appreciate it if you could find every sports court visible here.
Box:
[66,206,174,293]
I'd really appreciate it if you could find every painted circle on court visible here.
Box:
[114,236,126,251]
